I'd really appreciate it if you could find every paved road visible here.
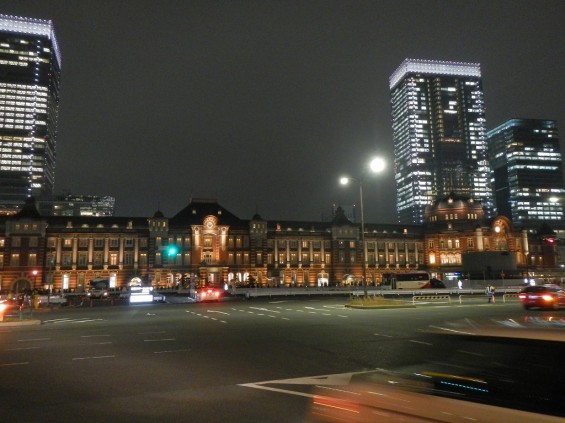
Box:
[1,296,563,422]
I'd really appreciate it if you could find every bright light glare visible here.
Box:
[369,157,386,173]
[339,177,350,186]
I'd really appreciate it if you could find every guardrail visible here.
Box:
[412,295,451,305]
[503,293,520,303]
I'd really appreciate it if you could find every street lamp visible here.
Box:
[32,269,38,289]
[340,156,386,297]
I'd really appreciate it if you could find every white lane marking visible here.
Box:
[18,338,50,342]
[154,349,190,354]
[0,362,30,367]
[374,333,393,338]
[144,338,176,342]
[429,325,475,335]
[139,331,166,334]
[409,339,433,346]
[72,355,115,361]
[44,318,103,324]
[207,310,230,315]
[250,307,280,313]
[337,315,348,318]
[43,318,73,323]
[81,334,111,338]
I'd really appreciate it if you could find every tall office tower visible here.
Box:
[51,194,116,217]
[389,59,493,224]
[0,15,61,215]
[488,119,564,227]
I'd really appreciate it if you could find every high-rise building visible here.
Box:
[49,194,116,217]
[389,59,493,224]
[0,15,61,215]
[488,118,564,227]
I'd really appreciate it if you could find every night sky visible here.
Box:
[1,1,563,223]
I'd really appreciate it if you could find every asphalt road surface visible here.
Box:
[1,296,564,422]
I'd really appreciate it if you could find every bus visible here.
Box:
[383,272,431,290]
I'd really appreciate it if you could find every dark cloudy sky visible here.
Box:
[1,1,563,223]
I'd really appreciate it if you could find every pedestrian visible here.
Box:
[458,280,463,290]
[486,285,495,303]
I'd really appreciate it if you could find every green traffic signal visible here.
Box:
[167,245,178,256]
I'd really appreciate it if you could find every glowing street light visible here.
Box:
[340,156,387,297]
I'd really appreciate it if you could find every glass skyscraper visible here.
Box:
[389,59,493,224]
[0,15,61,215]
[487,118,564,227]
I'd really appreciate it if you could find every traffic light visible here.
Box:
[167,245,178,256]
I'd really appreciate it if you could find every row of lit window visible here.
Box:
[0,124,44,130]
[0,59,27,67]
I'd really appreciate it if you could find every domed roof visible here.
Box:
[428,192,483,212]
[251,213,264,221]
[424,192,485,228]
[152,210,165,218]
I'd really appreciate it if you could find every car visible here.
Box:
[193,287,221,302]
[87,287,109,299]
[0,297,25,315]
[518,284,565,310]
[430,278,446,288]
[153,291,166,302]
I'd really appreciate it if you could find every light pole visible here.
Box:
[31,269,38,290]
[340,156,386,297]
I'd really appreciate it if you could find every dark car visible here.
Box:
[430,278,446,288]
[518,284,565,310]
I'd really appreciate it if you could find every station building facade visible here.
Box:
[0,197,561,294]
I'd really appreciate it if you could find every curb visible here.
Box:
[0,319,41,327]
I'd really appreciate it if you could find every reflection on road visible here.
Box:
[243,314,565,422]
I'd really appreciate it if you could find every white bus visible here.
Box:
[383,272,431,289]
